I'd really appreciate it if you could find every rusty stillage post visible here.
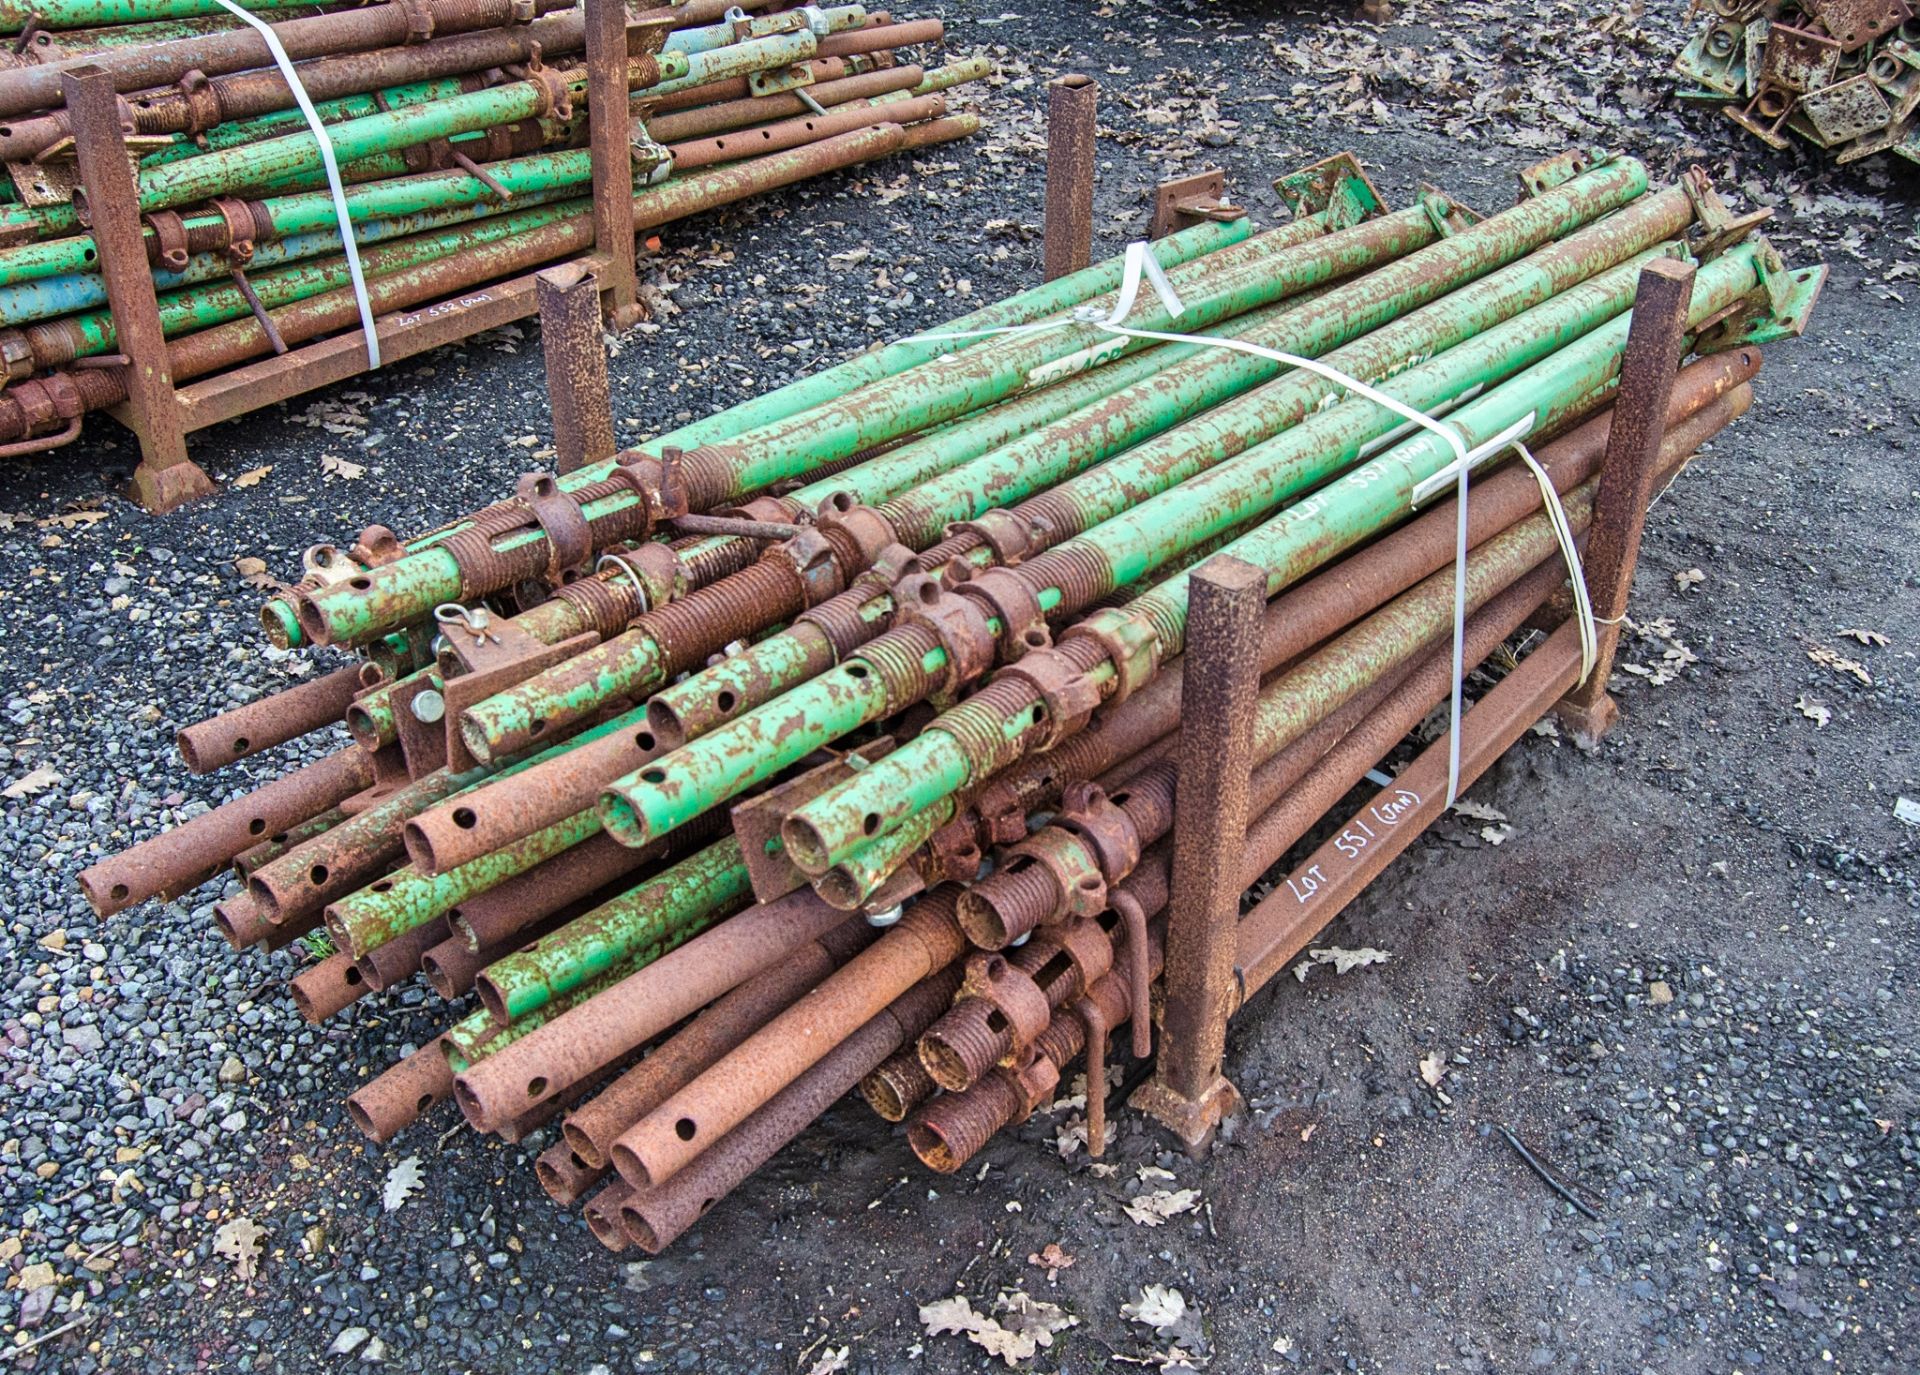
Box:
[584,0,640,328]
[537,263,617,475]
[1132,554,1264,1153]
[1554,257,1697,745]
[1042,74,1097,281]
[64,66,214,513]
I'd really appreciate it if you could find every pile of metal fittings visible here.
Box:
[1675,0,1920,163]
[79,147,1825,1255]
[0,0,979,454]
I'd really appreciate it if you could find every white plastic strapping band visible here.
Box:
[920,239,1600,806]
[210,0,381,366]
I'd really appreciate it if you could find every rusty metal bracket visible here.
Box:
[514,470,594,584]
[1681,166,1771,261]
[957,951,1053,1059]
[894,571,997,702]
[956,566,1049,663]
[994,650,1102,749]
[1148,169,1245,241]
[1061,606,1161,707]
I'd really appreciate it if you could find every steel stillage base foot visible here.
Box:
[1129,1073,1243,1157]
[1553,690,1619,750]
[128,455,217,514]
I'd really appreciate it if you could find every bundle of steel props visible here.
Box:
[1675,0,1920,163]
[77,147,1824,1255]
[0,0,982,452]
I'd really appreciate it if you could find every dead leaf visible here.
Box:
[1419,1051,1447,1088]
[1054,1112,1112,1159]
[807,1347,850,1375]
[1028,1243,1075,1279]
[1450,799,1507,823]
[233,556,278,590]
[1808,645,1872,685]
[231,465,272,489]
[2,764,60,799]
[212,1216,264,1280]
[919,1291,1076,1367]
[1291,946,1391,982]
[1839,628,1888,647]
[1674,568,1705,593]
[36,509,106,530]
[1122,1188,1202,1227]
[1121,1285,1187,1331]
[1794,695,1831,728]
[382,1154,423,1212]
[321,453,366,481]
[1479,823,1513,846]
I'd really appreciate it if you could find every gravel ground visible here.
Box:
[0,1,1915,1371]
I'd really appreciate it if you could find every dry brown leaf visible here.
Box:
[1419,1051,1447,1088]
[1839,627,1888,647]
[321,453,366,481]
[212,1216,264,1280]
[231,465,272,489]
[1674,568,1705,592]
[37,509,106,530]
[2,764,60,799]
[1121,1284,1187,1331]
[920,1291,1076,1367]
[1794,695,1831,728]
[1028,1243,1075,1279]
[1122,1188,1201,1227]
[1808,645,1872,685]
[233,556,277,590]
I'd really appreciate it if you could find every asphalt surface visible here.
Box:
[0,1,1915,1372]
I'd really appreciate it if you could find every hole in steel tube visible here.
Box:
[917,581,939,606]
[350,577,372,590]
[635,730,655,750]
[641,767,666,784]
[715,690,736,713]
[372,880,392,893]
[1023,629,1046,647]
[1109,790,1130,806]
[986,956,1007,977]
[674,1117,698,1142]
[417,1093,434,1112]
[1005,854,1034,874]
[985,1008,1008,1034]
[699,1197,717,1215]
[452,807,478,830]
[862,812,880,836]
[270,832,288,844]
[248,818,267,835]
[1079,875,1101,890]
[110,883,129,901]
[846,664,868,680]
[530,718,548,735]
[344,965,363,986]
[309,863,329,885]
[232,736,250,753]
[528,1076,548,1098]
